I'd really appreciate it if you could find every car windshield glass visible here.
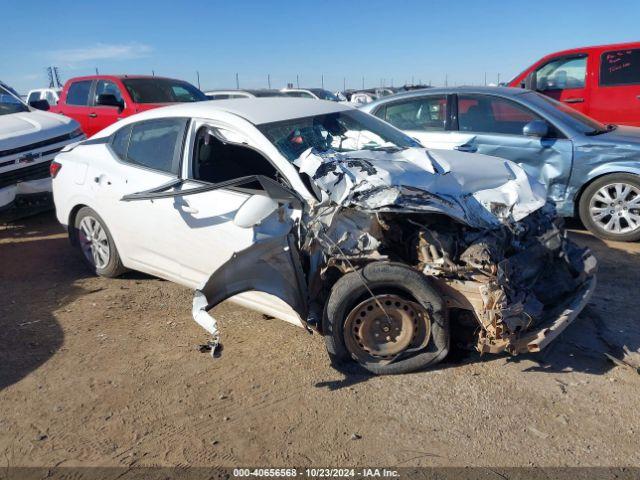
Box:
[258,109,420,162]
[0,85,29,115]
[532,92,609,134]
[310,89,339,101]
[122,78,207,103]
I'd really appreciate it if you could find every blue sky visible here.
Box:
[3,0,640,94]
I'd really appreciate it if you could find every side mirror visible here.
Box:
[29,99,50,111]
[233,194,279,228]
[97,93,124,111]
[523,120,549,138]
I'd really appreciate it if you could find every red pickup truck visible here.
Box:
[49,75,207,137]
[508,41,640,127]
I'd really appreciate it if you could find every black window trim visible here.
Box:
[108,117,190,176]
[372,94,455,132]
[452,92,568,140]
[599,48,640,88]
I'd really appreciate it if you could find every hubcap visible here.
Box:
[344,294,431,365]
[78,215,111,269]
[589,183,640,234]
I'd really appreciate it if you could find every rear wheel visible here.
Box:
[579,173,640,242]
[323,262,449,375]
[74,207,126,277]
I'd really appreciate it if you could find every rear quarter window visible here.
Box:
[600,49,640,86]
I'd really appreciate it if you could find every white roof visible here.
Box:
[137,98,353,125]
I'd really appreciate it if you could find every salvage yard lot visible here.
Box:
[1,212,639,467]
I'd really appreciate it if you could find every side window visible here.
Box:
[66,81,93,106]
[535,56,586,91]
[27,92,40,103]
[382,96,447,131]
[109,125,132,160]
[192,126,278,190]
[458,95,545,136]
[600,49,640,86]
[124,119,188,174]
[95,80,124,105]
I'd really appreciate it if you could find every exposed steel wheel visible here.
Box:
[343,294,431,366]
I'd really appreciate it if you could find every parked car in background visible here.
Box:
[51,98,595,374]
[26,88,61,107]
[508,41,640,127]
[362,86,640,241]
[0,81,83,218]
[280,88,339,101]
[50,75,206,137]
[204,89,286,100]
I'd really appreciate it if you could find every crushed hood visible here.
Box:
[0,110,78,150]
[294,147,547,228]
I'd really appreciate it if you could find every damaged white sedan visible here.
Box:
[52,99,597,374]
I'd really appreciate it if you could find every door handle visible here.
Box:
[563,98,584,104]
[88,112,97,118]
[454,144,477,153]
[93,175,111,185]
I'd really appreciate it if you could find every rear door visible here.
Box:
[453,93,574,205]
[61,80,94,134]
[372,94,467,149]
[89,79,126,135]
[590,47,640,126]
[532,54,590,115]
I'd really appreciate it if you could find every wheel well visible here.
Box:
[67,204,87,246]
[572,172,638,217]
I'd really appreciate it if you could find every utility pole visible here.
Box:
[196,71,200,90]
[391,78,393,87]
[235,73,239,89]
[445,73,448,87]
[296,74,299,88]
[343,77,346,91]
[484,72,487,86]
[152,70,155,76]
[321,74,324,89]
[95,67,99,75]
[268,74,271,89]
[497,73,501,85]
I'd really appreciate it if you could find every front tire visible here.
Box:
[74,206,126,277]
[579,173,640,242]
[323,262,449,375]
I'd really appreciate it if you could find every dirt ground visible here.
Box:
[1,212,639,469]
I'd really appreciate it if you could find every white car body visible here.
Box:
[51,98,595,372]
[0,82,83,212]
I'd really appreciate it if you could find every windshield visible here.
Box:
[258,109,420,162]
[122,78,207,103]
[0,85,29,116]
[532,92,609,134]
[310,89,339,101]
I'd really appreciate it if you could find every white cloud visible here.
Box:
[50,43,153,64]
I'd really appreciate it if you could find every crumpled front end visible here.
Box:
[411,204,597,354]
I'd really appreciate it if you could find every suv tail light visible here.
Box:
[50,161,62,178]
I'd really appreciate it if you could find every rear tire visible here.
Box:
[74,206,126,278]
[323,262,449,375]
[579,173,640,242]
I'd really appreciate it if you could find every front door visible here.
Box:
[454,93,574,206]
[534,54,590,116]
[89,79,126,135]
